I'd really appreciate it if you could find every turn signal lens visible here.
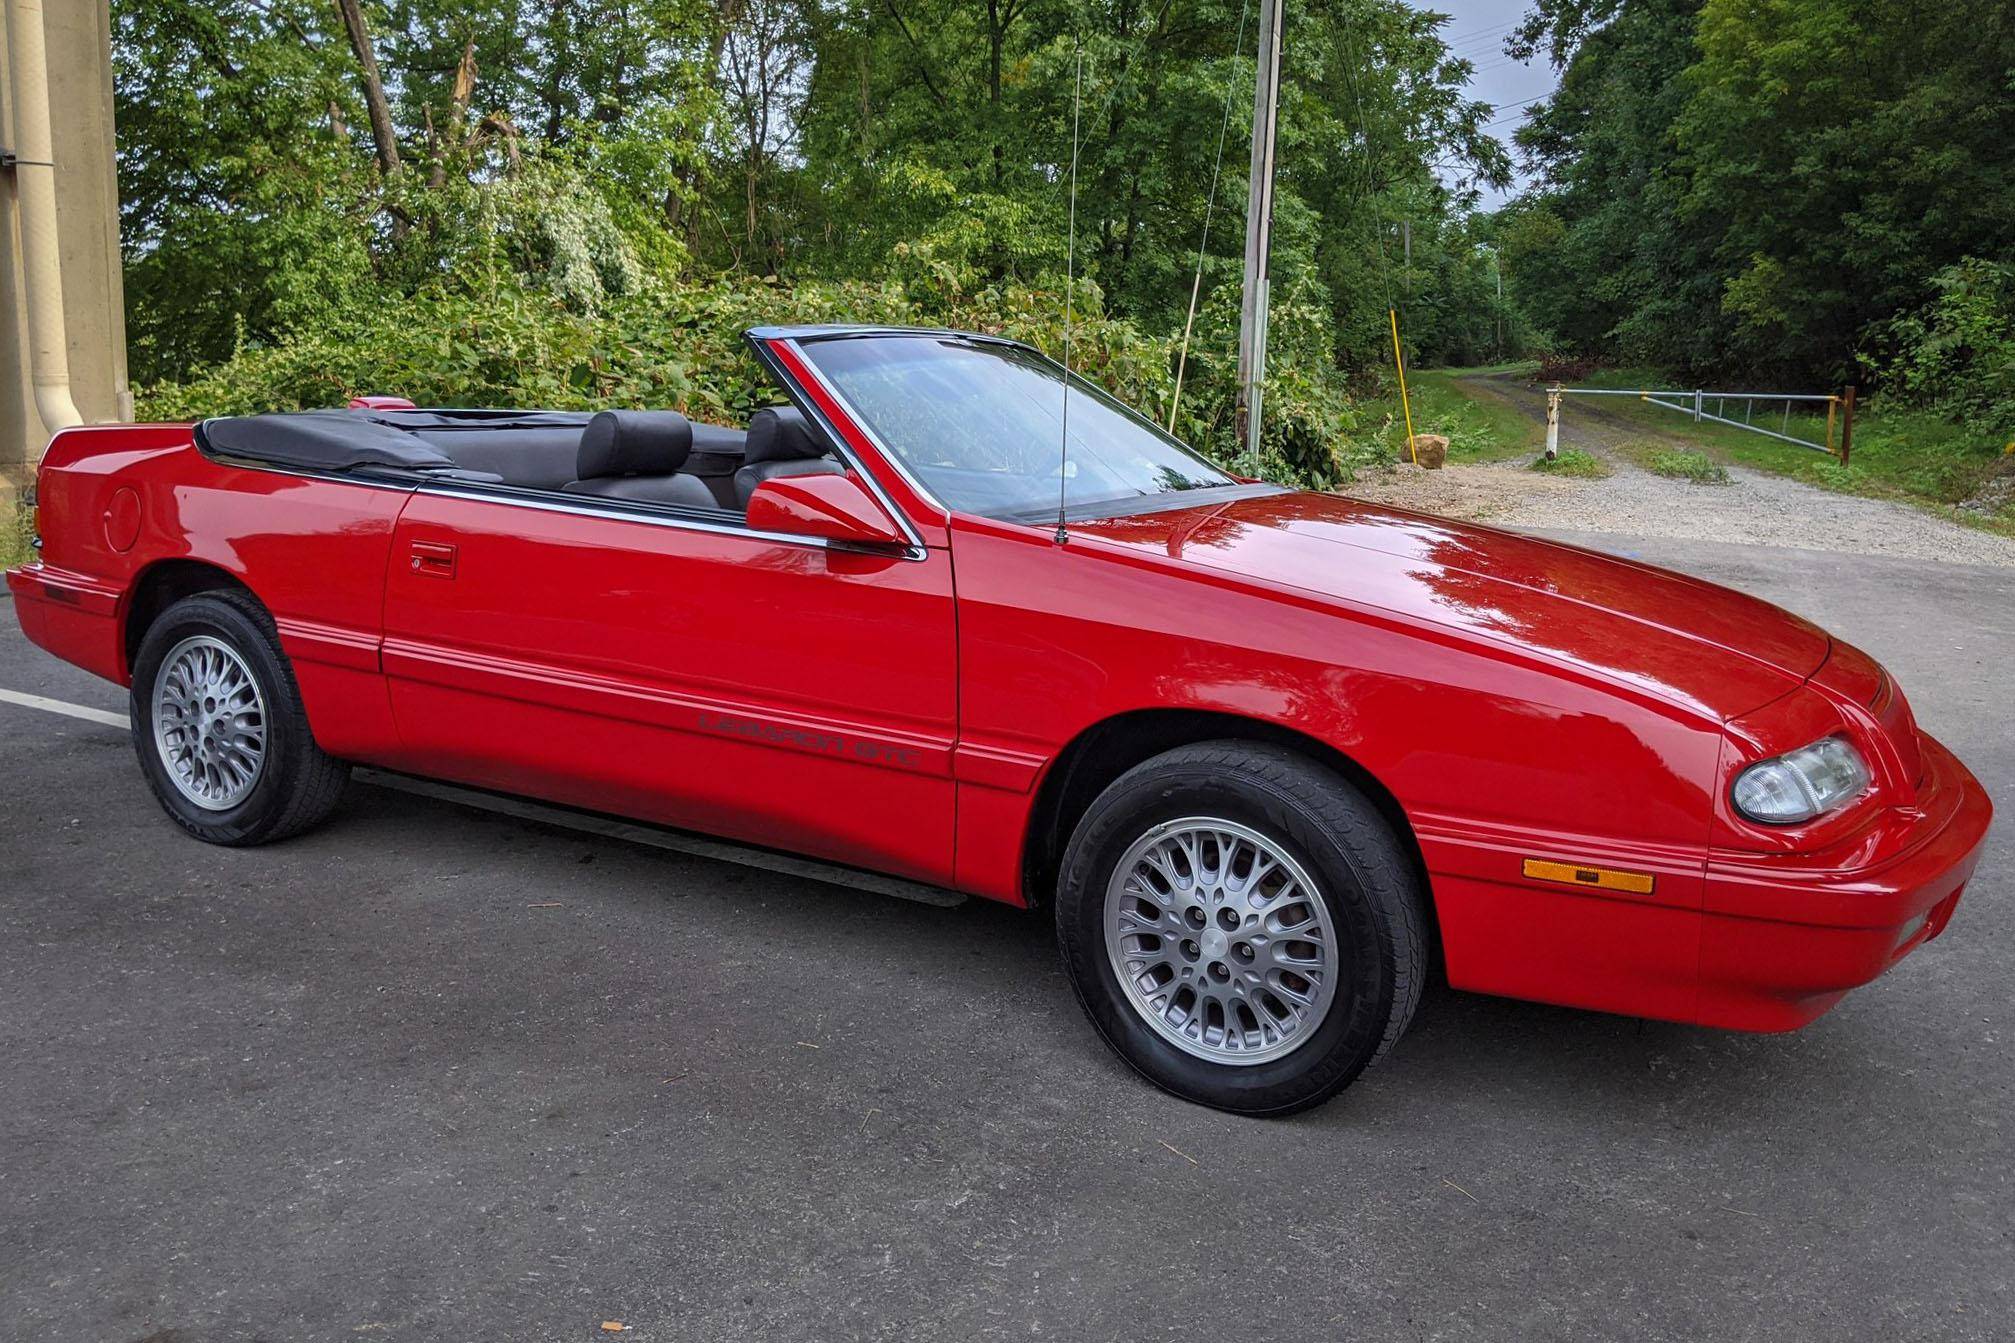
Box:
[1732,736,1870,825]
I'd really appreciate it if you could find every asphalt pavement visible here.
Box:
[1,530,2009,1342]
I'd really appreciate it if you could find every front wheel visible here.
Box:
[1055,743,1426,1116]
[129,590,349,845]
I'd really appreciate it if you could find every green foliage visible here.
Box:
[1646,449,1729,484]
[1870,259,2015,440]
[2,505,32,570]
[1499,0,1719,372]
[109,0,1546,494]
[136,263,1377,490]
[1531,448,1610,478]
[111,0,720,384]
[1503,0,2015,392]
[113,0,1527,417]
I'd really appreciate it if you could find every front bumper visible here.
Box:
[1695,730,1992,1030]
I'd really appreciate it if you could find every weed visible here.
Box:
[1647,450,1731,484]
[1531,449,1611,479]
[1,504,33,569]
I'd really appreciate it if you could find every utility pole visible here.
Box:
[1235,0,1284,458]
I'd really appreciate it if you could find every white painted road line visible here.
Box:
[0,687,128,729]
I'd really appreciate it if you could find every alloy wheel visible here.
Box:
[152,635,268,811]
[1103,817,1340,1065]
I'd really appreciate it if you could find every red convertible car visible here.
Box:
[7,326,1992,1114]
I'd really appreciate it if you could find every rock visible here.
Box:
[1409,433,1450,469]
[1958,458,2015,515]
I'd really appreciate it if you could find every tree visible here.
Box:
[1500,0,2015,386]
[114,0,1513,395]
[333,0,402,177]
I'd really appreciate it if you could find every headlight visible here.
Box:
[1731,735,1870,825]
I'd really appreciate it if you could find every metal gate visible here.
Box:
[1545,385,1857,462]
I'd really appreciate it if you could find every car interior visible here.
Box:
[399,405,846,514]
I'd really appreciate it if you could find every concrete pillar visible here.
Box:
[1,0,128,506]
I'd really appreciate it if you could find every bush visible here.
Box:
[133,148,1384,494]
[138,271,1376,492]
[1870,259,2015,439]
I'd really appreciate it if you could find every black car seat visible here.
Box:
[682,422,750,509]
[561,410,724,510]
[734,406,846,510]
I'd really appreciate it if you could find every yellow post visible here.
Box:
[1389,307,1417,465]
[1827,395,1838,455]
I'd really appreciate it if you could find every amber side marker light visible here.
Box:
[1522,858,1656,896]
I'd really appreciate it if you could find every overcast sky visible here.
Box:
[1423,2,1562,209]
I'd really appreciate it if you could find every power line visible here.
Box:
[1445,17,1519,38]
[1166,0,1255,434]
[1444,28,1522,56]
[1481,103,1547,131]
[1485,86,1559,111]
[1442,17,1522,47]
[1472,87,1558,132]
[1337,12,1394,312]
[1467,52,1540,75]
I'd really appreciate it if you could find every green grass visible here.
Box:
[1530,448,1611,479]
[1647,449,1730,484]
[1566,367,2015,531]
[1361,366,1544,465]
[1,504,32,569]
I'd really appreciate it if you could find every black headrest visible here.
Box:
[577,410,693,479]
[743,406,828,465]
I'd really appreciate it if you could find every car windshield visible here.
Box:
[800,335,1237,521]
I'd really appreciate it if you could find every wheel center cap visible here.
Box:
[1201,928,1228,958]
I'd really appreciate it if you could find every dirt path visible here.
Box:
[1348,373,2015,567]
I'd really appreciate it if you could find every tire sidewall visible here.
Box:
[1057,759,1400,1115]
[130,596,302,844]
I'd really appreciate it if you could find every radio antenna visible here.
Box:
[1055,48,1084,546]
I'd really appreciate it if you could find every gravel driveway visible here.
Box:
[1349,374,2015,567]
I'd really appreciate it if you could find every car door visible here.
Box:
[377,487,958,886]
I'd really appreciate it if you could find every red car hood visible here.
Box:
[1073,489,1830,720]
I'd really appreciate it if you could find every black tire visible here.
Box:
[1055,742,1426,1116]
[129,589,349,845]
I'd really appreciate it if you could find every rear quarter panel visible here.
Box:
[17,425,409,758]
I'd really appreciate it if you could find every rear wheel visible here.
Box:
[1055,742,1425,1116]
[129,590,348,845]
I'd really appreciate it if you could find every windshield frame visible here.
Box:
[785,329,1262,526]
